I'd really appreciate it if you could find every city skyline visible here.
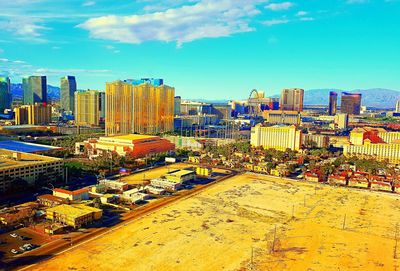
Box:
[0,0,399,99]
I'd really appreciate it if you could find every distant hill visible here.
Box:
[304,88,400,108]
[11,83,60,102]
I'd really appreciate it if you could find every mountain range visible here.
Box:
[10,84,400,109]
[303,88,400,109]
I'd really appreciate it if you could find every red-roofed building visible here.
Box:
[53,188,89,202]
[37,194,68,207]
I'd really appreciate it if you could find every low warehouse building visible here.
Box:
[37,194,68,207]
[164,169,196,183]
[123,192,150,203]
[46,204,102,228]
[53,188,90,202]
[75,134,175,158]
[150,178,181,191]
[99,179,129,192]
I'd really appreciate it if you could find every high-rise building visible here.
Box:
[341,92,362,115]
[14,103,52,125]
[174,96,181,116]
[132,83,175,134]
[75,90,100,126]
[211,104,232,120]
[328,91,338,116]
[60,76,77,113]
[125,78,164,86]
[396,100,400,113]
[99,92,105,119]
[105,80,175,136]
[280,88,304,112]
[22,76,47,105]
[106,81,134,136]
[0,76,11,112]
[250,124,302,151]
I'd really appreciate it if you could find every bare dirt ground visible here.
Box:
[28,173,400,271]
[120,163,191,185]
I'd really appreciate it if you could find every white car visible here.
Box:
[11,249,20,254]
[10,233,18,238]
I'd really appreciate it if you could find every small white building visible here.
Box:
[123,192,150,203]
[53,188,89,202]
[150,178,181,191]
[145,185,166,195]
[99,179,129,191]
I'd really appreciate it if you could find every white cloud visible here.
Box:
[83,1,96,7]
[78,0,267,47]
[265,2,294,11]
[296,11,308,16]
[104,45,120,54]
[300,17,314,21]
[262,19,289,26]
[0,58,10,62]
[13,60,26,64]
[0,17,49,42]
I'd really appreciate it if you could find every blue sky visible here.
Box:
[0,0,399,99]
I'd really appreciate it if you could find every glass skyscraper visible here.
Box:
[0,76,11,112]
[328,91,338,116]
[60,76,77,113]
[23,76,47,105]
[341,92,362,115]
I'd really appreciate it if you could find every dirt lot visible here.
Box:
[28,173,400,271]
[120,163,192,185]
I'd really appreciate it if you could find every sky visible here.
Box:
[0,0,399,100]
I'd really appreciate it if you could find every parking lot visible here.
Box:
[0,227,54,262]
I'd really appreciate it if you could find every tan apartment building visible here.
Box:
[75,90,100,126]
[250,124,302,151]
[105,80,174,136]
[14,103,52,125]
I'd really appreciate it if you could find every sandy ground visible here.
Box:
[29,173,400,271]
[120,163,192,185]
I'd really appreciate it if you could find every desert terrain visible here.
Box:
[28,173,400,271]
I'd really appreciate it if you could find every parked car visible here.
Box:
[18,235,28,240]
[10,249,20,254]
[10,233,18,238]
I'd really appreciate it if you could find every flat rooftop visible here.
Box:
[102,134,157,141]
[0,149,61,170]
[47,204,101,219]
[165,169,195,177]
[0,140,62,153]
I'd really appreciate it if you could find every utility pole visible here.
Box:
[342,214,347,230]
[271,225,277,253]
[292,204,295,218]
[251,246,254,270]
[395,223,399,259]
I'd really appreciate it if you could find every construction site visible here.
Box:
[24,173,400,271]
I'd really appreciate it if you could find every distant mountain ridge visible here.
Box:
[11,84,399,108]
[11,83,60,102]
[303,88,400,108]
